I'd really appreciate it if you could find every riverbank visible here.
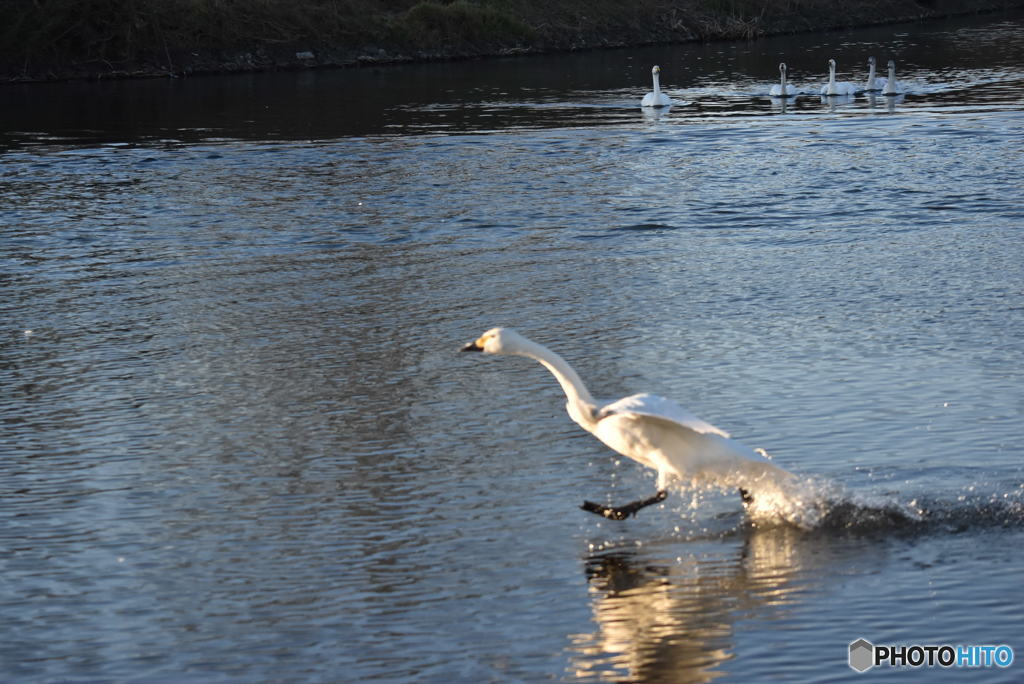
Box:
[2,0,1022,83]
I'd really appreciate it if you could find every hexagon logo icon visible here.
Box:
[849,639,875,672]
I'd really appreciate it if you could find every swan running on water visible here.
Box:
[820,59,858,96]
[462,328,797,520]
[769,62,797,97]
[882,60,907,95]
[865,56,888,92]
[641,65,673,108]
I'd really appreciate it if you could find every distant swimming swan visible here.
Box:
[641,65,673,108]
[865,56,888,92]
[820,59,858,96]
[462,328,796,520]
[882,60,908,95]
[769,62,797,97]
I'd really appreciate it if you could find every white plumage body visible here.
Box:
[821,59,858,96]
[463,328,793,499]
[882,60,908,95]
[641,65,673,107]
[865,56,888,92]
[769,62,797,97]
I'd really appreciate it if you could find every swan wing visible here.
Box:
[597,393,730,438]
[592,394,777,489]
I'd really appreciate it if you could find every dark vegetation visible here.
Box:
[2,0,1021,81]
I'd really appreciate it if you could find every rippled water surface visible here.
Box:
[2,10,1024,682]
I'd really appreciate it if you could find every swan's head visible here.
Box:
[887,60,896,69]
[651,65,661,75]
[828,58,836,70]
[461,327,527,355]
[779,62,787,74]
[868,56,876,67]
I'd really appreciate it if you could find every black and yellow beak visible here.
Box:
[461,340,484,352]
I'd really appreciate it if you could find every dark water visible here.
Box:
[2,10,1024,682]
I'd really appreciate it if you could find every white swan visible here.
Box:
[864,56,888,92]
[640,65,673,108]
[820,59,858,96]
[462,328,796,520]
[882,60,908,95]
[769,62,797,97]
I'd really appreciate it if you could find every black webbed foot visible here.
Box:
[739,488,753,505]
[581,490,668,520]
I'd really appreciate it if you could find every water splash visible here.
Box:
[669,475,1024,537]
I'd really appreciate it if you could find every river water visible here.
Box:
[2,9,1023,683]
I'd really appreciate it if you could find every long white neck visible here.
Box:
[511,338,597,429]
[828,64,837,93]
[652,72,662,96]
[780,68,787,91]
[867,61,877,87]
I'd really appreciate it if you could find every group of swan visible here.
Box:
[818,57,907,96]
[793,57,908,97]
[463,328,796,520]
[640,58,908,107]
[866,56,909,95]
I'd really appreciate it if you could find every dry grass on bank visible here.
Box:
[1,0,1018,80]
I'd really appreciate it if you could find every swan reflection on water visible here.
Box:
[769,96,791,114]
[568,526,815,682]
[866,92,907,113]
[566,494,1001,681]
[641,105,672,122]
[819,93,858,112]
